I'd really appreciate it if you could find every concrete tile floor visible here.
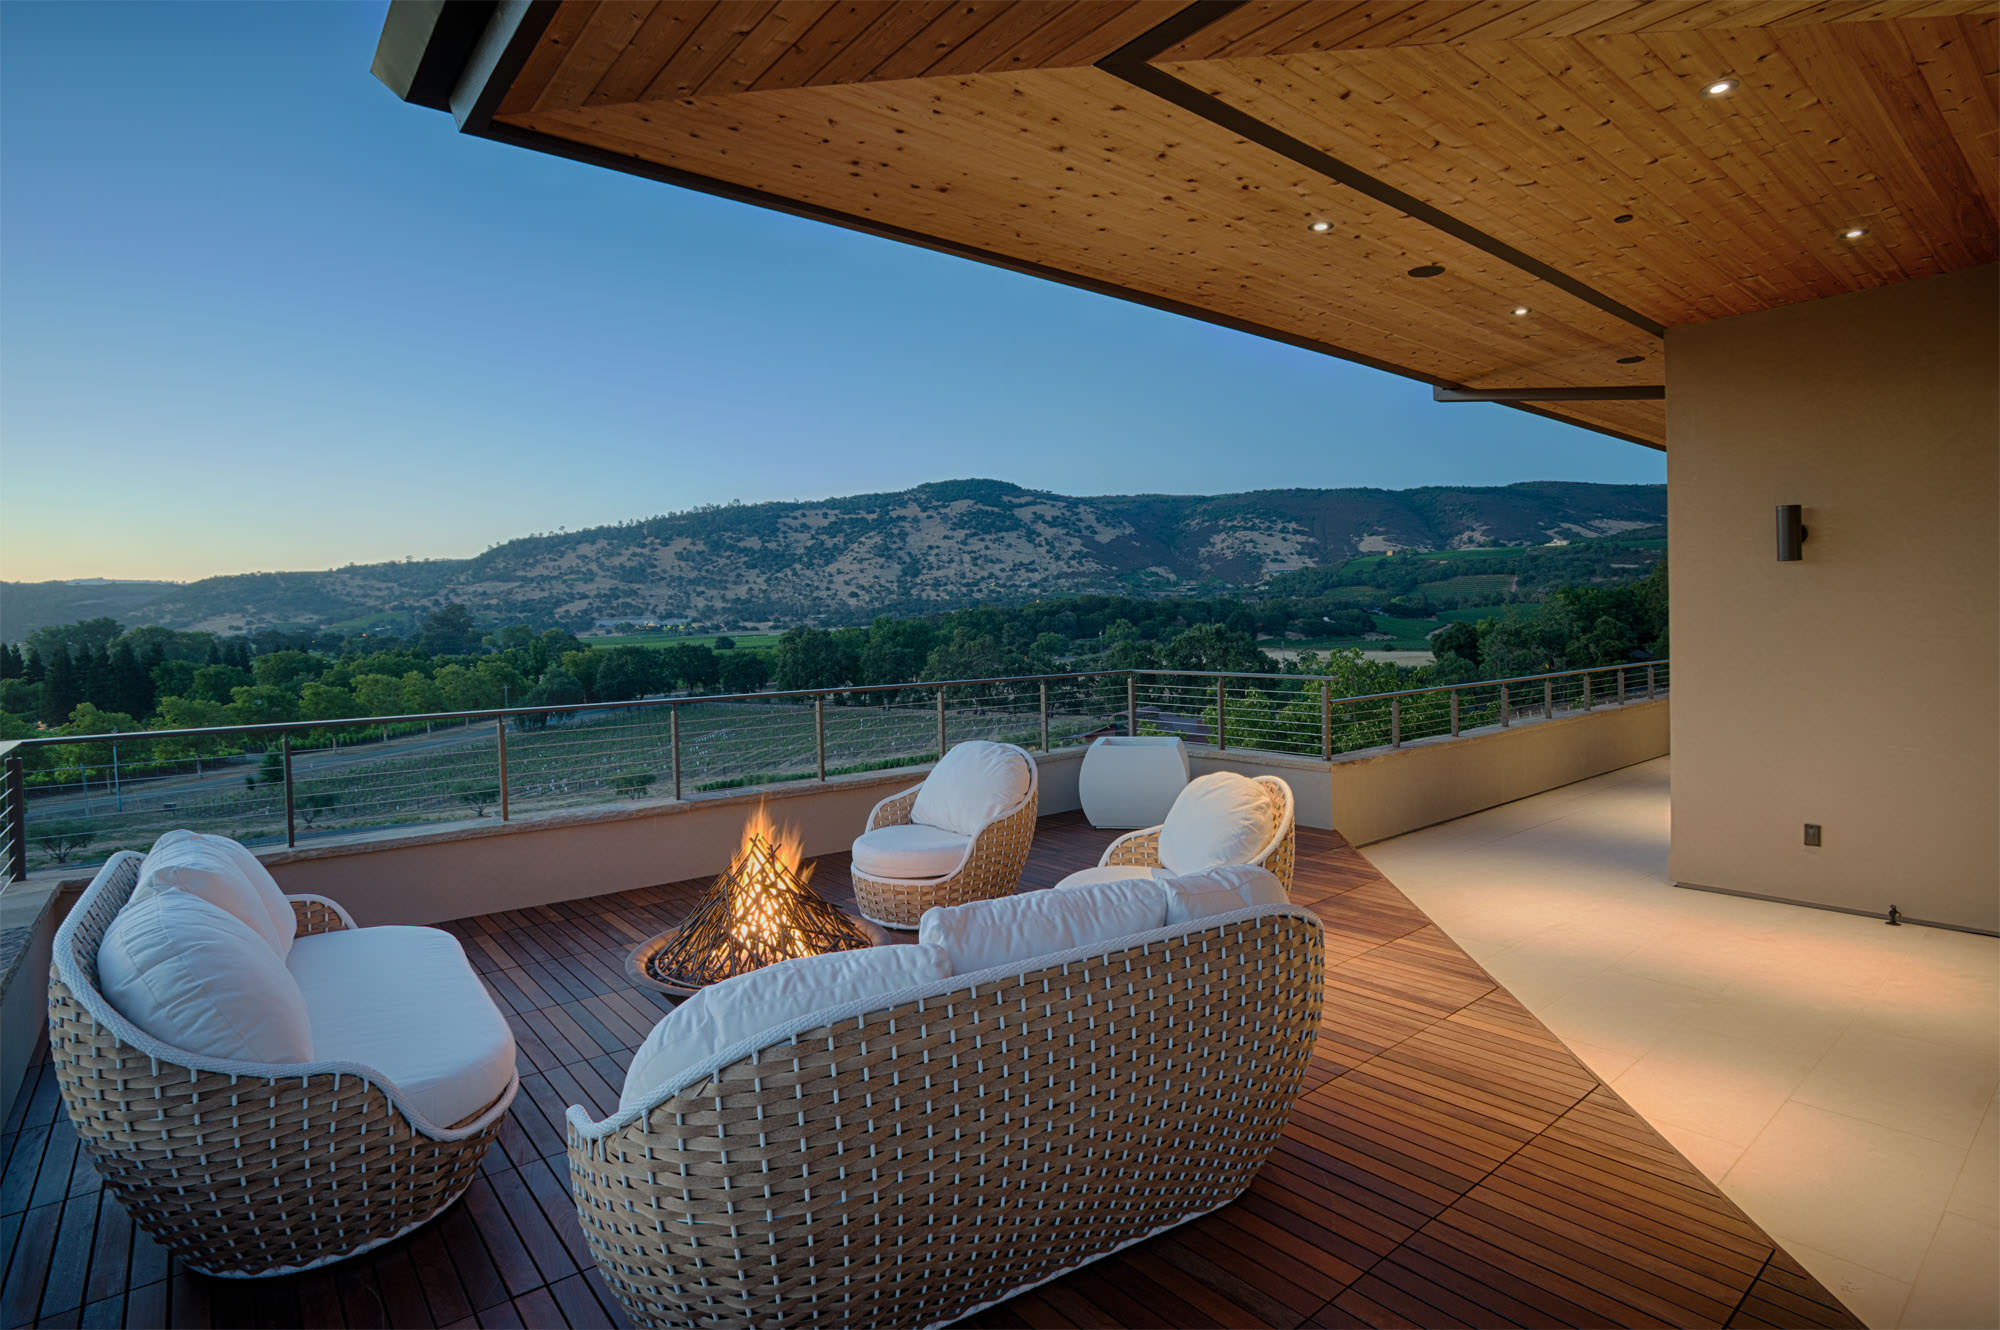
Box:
[1364,757,1999,1330]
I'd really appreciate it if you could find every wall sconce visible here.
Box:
[1776,505,1809,561]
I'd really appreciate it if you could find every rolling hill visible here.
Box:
[1,479,1664,639]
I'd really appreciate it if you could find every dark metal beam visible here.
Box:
[1432,385,1667,403]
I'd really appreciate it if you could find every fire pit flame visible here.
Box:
[639,803,870,995]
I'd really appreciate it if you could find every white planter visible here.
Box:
[1079,736,1190,829]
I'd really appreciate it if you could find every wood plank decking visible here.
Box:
[0,814,1864,1329]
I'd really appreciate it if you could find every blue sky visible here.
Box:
[0,2,1664,584]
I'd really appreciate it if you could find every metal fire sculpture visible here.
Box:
[643,805,870,995]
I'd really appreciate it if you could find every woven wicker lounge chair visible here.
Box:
[569,901,1325,1329]
[848,741,1038,929]
[48,851,518,1277]
[1091,772,1297,891]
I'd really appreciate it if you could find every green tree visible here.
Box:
[40,647,80,725]
[1430,621,1480,665]
[658,643,719,692]
[351,674,405,716]
[299,682,358,721]
[229,685,300,724]
[422,603,481,656]
[251,651,324,691]
[775,627,852,692]
[190,664,250,704]
[455,780,499,817]
[717,651,771,695]
[923,628,1005,683]
[1162,624,1270,674]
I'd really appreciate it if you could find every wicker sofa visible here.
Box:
[848,740,1039,929]
[569,894,1325,1329]
[49,848,518,1277]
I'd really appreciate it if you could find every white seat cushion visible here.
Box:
[134,829,297,959]
[918,878,1167,975]
[909,741,1031,837]
[851,823,971,880]
[97,892,314,1064]
[621,944,952,1111]
[288,926,516,1127]
[1157,865,1290,925]
[1157,773,1274,876]
[1051,864,1155,892]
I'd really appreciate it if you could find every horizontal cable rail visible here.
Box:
[0,662,1664,882]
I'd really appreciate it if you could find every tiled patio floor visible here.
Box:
[1367,758,2000,1330]
[2,811,1865,1328]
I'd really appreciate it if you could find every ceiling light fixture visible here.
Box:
[1842,226,1868,240]
[1703,79,1736,96]
[1407,264,1445,278]
[1511,306,1531,317]
[1308,220,1332,233]
[1617,355,1645,365]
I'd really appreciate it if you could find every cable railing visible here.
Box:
[0,661,1664,881]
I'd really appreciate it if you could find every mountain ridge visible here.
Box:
[1,478,1664,640]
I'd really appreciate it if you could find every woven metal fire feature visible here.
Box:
[638,805,870,996]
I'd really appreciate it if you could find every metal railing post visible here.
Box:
[1583,671,1594,711]
[815,695,827,780]
[1320,683,1333,761]
[4,756,26,883]
[282,734,296,848]
[1618,668,1626,705]
[1039,680,1050,752]
[1450,688,1460,737]
[1500,682,1510,727]
[1647,663,1657,699]
[936,686,947,759]
[671,707,682,800]
[1391,696,1402,748]
[1126,674,1137,738]
[1544,677,1555,719]
[497,719,510,820]
[1215,679,1227,750]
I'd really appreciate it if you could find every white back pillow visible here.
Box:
[135,829,297,959]
[1157,864,1290,925]
[97,892,314,1064]
[621,944,952,1111]
[1157,772,1273,876]
[909,741,1031,837]
[918,878,1167,974]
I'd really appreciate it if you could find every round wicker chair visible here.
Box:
[47,851,517,1278]
[1098,773,1297,890]
[848,744,1039,929]
[568,904,1325,1329]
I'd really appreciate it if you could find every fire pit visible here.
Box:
[633,804,871,996]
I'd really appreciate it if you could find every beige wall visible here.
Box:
[1667,264,1999,931]
[1197,702,1669,846]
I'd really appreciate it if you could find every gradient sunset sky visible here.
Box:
[0,2,1665,585]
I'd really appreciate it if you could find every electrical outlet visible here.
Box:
[1804,823,1822,847]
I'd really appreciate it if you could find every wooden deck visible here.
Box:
[1,814,1865,1329]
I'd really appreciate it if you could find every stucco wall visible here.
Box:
[1193,700,1670,846]
[1666,264,1999,931]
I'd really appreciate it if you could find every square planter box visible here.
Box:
[1079,736,1189,829]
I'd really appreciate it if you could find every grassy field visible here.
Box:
[586,631,783,649]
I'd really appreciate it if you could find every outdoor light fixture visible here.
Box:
[1512,306,1531,317]
[1842,226,1869,240]
[1308,220,1332,232]
[1407,264,1445,278]
[1703,79,1736,96]
[1776,505,1809,561]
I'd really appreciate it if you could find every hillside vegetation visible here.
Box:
[1,479,1663,640]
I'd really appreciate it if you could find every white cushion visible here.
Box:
[850,823,972,881]
[1157,865,1290,925]
[1157,773,1275,876]
[918,879,1167,975]
[288,926,516,1127]
[97,892,314,1063]
[620,944,952,1111]
[1051,864,1155,891]
[135,829,296,959]
[909,741,1032,837]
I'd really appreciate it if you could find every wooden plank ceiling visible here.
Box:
[483,0,1999,448]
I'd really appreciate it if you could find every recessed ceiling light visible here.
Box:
[1842,226,1868,240]
[1511,306,1532,317]
[1308,220,1332,233]
[1617,355,1645,365]
[1613,213,1634,224]
[1703,79,1736,97]
[1407,264,1445,278]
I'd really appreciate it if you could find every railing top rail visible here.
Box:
[3,670,1130,750]
[5,660,1665,751]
